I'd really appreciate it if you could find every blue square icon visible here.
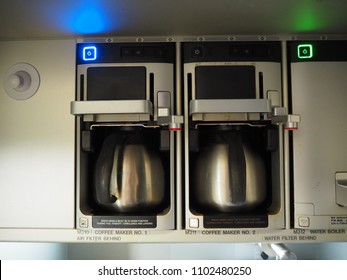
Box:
[83,46,97,61]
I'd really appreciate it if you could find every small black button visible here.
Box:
[255,46,272,57]
[133,47,143,57]
[230,47,241,57]
[155,48,165,57]
[144,47,155,57]
[121,47,132,57]
[191,46,203,58]
[241,46,253,56]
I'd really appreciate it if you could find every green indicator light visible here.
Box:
[298,44,313,59]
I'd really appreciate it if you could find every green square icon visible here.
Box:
[298,44,313,59]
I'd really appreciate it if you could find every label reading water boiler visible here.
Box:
[93,216,157,228]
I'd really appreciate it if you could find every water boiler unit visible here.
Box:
[289,40,347,229]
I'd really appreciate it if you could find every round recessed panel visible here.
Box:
[3,63,40,100]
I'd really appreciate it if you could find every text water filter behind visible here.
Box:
[289,41,347,229]
[71,42,177,230]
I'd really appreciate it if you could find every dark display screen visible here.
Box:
[87,67,146,100]
[195,66,256,99]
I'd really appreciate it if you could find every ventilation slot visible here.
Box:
[80,74,85,100]
[259,72,264,99]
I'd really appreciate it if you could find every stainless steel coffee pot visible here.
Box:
[192,129,267,213]
[94,131,166,213]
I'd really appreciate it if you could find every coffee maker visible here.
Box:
[183,41,299,229]
[71,40,181,230]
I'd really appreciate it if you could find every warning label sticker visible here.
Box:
[331,216,347,226]
[92,216,157,228]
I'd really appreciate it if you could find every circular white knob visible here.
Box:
[4,63,40,100]
[8,74,21,89]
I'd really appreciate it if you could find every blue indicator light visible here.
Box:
[83,46,97,61]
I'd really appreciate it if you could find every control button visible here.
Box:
[298,44,313,59]
[191,46,203,58]
[83,46,97,61]
[230,46,241,56]
[298,216,310,227]
[133,47,144,57]
[144,47,155,57]
[255,46,272,57]
[241,46,253,56]
[230,46,256,57]
[79,217,89,228]
[144,47,166,58]
[155,47,165,57]
[121,47,132,57]
[189,218,199,228]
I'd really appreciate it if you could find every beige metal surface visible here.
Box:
[0,40,75,228]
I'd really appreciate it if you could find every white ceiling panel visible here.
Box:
[0,0,347,39]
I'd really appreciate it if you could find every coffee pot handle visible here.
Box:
[94,134,118,206]
[109,144,121,203]
[227,133,247,203]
